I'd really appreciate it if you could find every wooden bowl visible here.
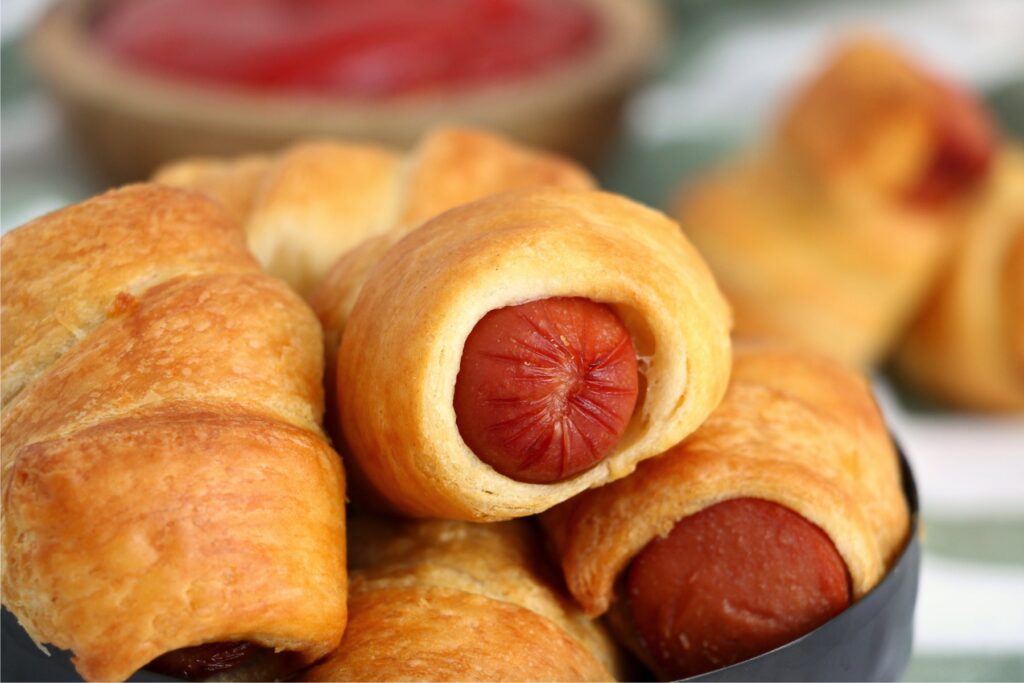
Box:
[27,0,664,183]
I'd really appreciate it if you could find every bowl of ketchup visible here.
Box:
[27,0,663,182]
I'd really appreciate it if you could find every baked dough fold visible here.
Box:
[301,518,623,682]
[893,148,1024,410]
[673,36,995,367]
[541,344,909,619]
[155,127,594,297]
[337,187,732,520]
[1,185,347,681]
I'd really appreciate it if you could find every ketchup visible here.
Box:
[94,0,598,98]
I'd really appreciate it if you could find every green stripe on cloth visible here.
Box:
[923,516,1024,567]
[907,653,1024,682]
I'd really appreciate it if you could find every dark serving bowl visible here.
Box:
[2,445,920,683]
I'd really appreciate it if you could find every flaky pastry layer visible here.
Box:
[1,186,348,681]
[541,344,909,617]
[302,518,621,682]
[337,188,732,519]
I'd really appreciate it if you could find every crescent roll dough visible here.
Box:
[894,147,1024,410]
[337,188,732,520]
[1,186,347,681]
[541,344,909,618]
[676,153,946,366]
[302,518,624,682]
[673,36,996,367]
[154,127,594,296]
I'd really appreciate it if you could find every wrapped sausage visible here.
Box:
[335,187,732,520]
[541,344,910,679]
[674,36,996,367]
[1,186,347,681]
[893,147,1024,410]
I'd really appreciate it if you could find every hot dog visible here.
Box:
[540,345,909,679]
[625,498,850,678]
[335,188,731,520]
[454,297,639,484]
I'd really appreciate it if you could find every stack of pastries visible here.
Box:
[2,126,910,681]
[673,36,1023,411]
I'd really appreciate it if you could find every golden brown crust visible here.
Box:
[541,344,909,618]
[778,36,953,199]
[152,154,272,225]
[243,141,404,297]
[304,586,608,683]
[673,36,994,368]
[1,272,324,470]
[1,185,348,681]
[394,126,596,235]
[893,148,1024,410]
[674,150,948,367]
[337,188,732,520]
[301,518,621,682]
[0,184,256,410]
[154,127,595,298]
[4,413,346,682]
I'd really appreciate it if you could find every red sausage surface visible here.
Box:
[148,641,258,680]
[454,297,639,484]
[626,498,851,679]
[907,81,995,205]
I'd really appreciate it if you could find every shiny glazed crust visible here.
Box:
[674,151,948,367]
[0,186,347,681]
[337,188,733,520]
[301,518,621,682]
[541,344,909,618]
[154,127,595,297]
[894,148,1024,410]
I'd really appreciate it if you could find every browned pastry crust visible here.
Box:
[155,127,595,297]
[675,152,945,366]
[336,188,732,520]
[148,153,271,225]
[893,148,1024,410]
[541,344,909,623]
[674,36,994,368]
[777,36,986,201]
[1,185,347,682]
[301,518,624,682]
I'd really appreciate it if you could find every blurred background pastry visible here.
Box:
[673,36,1000,369]
[892,147,1024,411]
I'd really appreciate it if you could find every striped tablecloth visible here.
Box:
[2,1,1023,680]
